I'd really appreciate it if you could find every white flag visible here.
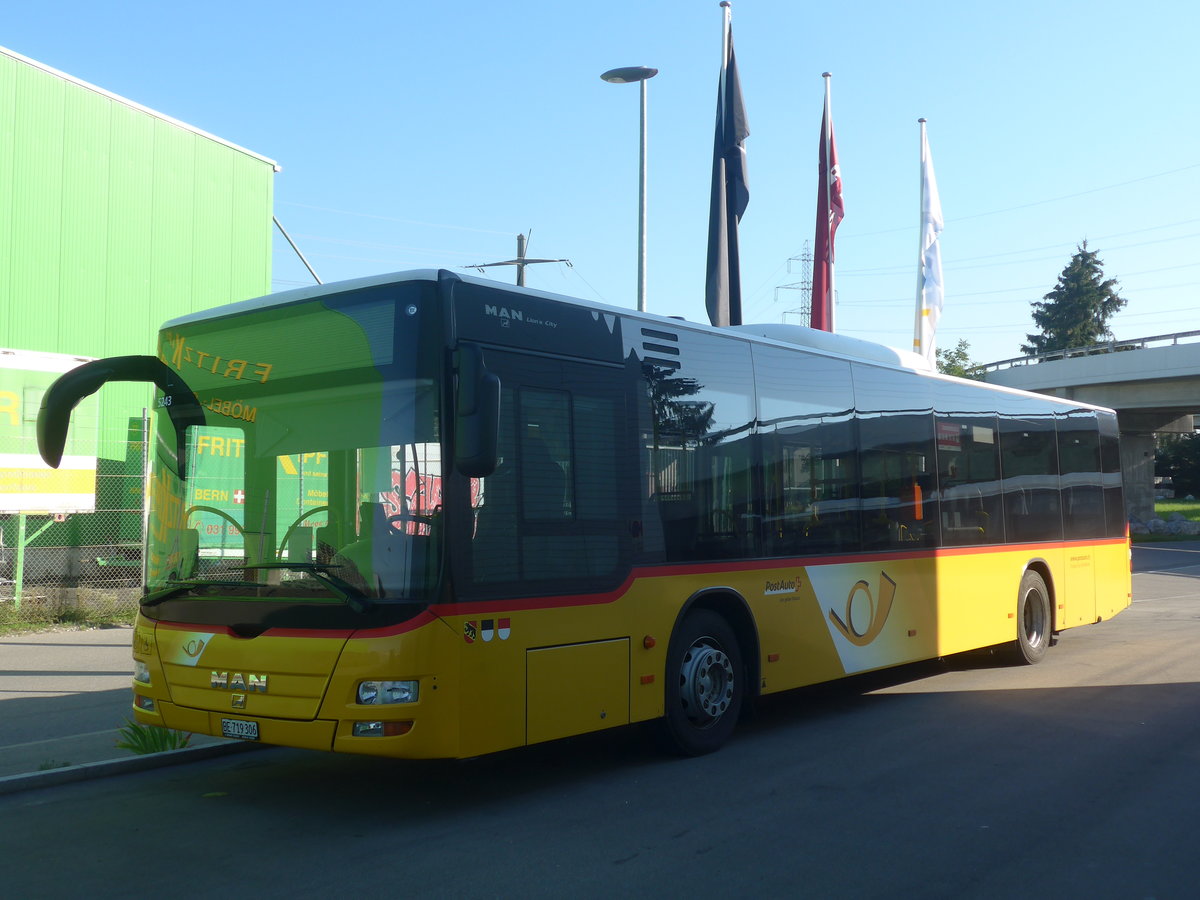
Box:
[914,120,944,364]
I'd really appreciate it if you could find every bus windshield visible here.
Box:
[144,284,445,608]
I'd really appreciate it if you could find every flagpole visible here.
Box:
[822,72,836,332]
[719,0,734,326]
[721,1,731,58]
[914,118,927,356]
[638,75,649,311]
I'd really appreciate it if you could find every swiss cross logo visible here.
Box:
[233,490,245,504]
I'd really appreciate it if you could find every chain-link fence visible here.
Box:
[1,425,147,626]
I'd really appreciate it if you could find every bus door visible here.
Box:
[460,350,632,597]
[449,349,635,750]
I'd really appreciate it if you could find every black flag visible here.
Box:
[704,3,750,327]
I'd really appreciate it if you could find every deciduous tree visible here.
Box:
[1157,434,1200,498]
[934,338,982,380]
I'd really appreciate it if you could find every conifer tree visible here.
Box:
[1022,241,1126,356]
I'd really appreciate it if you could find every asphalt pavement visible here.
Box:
[0,625,247,793]
[1,540,1196,794]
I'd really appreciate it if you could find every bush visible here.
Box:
[1157,434,1200,498]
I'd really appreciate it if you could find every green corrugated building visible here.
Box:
[1,45,277,590]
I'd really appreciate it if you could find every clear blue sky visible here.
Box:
[8,0,1199,364]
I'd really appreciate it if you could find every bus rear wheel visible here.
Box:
[660,609,744,756]
[1012,570,1051,665]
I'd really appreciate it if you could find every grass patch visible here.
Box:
[1155,500,1200,523]
[1133,500,1200,543]
[0,595,138,636]
[115,720,192,754]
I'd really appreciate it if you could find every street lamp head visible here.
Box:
[600,66,659,84]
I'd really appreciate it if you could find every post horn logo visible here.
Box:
[828,572,897,647]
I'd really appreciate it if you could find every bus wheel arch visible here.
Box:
[1012,563,1054,665]
[659,590,759,756]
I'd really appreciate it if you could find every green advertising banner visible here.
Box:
[185,426,329,555]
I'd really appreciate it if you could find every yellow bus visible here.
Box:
[38,270,1131,757]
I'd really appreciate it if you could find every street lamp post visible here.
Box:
[601,65,658,313]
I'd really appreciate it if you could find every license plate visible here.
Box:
[221,718,259,741]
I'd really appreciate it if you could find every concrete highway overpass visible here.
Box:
[982,330,1200,522]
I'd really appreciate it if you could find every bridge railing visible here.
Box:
[981,329,1200,373]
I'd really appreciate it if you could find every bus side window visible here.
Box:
[643,333,757,562]
[468,367,625,592]
[472,387,520,584]
[1000,414,1062,544]
[804,434,860,554]
[854,365,936,550]
[860,415,937,549]
[1098,415,1124,538]
[1057,410,1105,540]
[520,426,568,521]
[752,345,857,558]
[936,415,1002,546]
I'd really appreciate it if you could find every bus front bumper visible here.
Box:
[134,699,440,757]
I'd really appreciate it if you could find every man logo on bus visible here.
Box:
[485,304,523,323]
[211,671,268,692]
[828,572,897,647]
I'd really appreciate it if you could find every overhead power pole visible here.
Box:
[467,233,571,286]
[775,241,814,325]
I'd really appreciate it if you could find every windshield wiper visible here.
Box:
[256,563,432,613]
[142,579,264,608]
[244,563,374,613]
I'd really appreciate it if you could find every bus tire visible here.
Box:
[660,609,744,756]
[1012,570,1051,665]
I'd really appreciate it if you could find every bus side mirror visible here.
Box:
[454,343,500,478]
[37,355,205,480]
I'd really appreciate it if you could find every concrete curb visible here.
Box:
[0,740,264,796]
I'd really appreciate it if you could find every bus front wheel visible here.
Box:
[660,609,744,756]
[1012,570,1051,665]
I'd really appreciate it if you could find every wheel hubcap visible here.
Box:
[679,638,735,725]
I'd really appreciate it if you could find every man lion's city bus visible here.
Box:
[38,270,1131,757]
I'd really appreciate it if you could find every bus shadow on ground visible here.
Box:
[173,672,1200,842]
[175,648,1064,811]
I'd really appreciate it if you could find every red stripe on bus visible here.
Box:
[151,536,1127,640]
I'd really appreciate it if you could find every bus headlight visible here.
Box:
[133,660,152,685]
[357,680,419,705]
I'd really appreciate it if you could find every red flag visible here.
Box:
[811,74,844,332]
